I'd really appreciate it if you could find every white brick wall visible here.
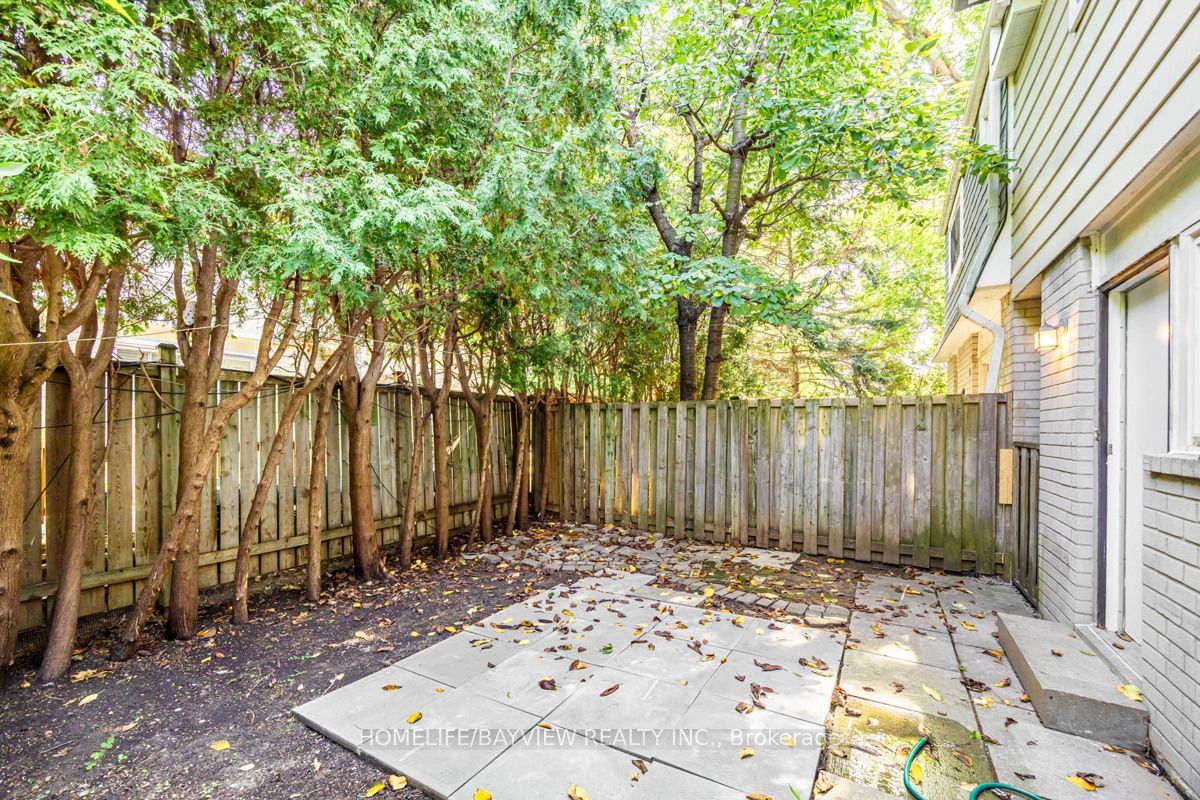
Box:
[1037,242,1100,624]
[1000,294,1042,443]
[1141,455,1200,798]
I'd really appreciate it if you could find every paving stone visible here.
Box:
[294,667,539,798]
[546,668,699,756]
[839,649,978,730]
[805,608,852,628]
[652,604,750,650]
[625,584,705,606]
[464,604,557,646]
[538,617,658,666]
[825,697,993,799]
[938,577,1035,618]
[701,647,835,725]
[849,614,959,670]
[813,771,902,800]
[731,618,844,666]
[459,649,607,716]
[393,631,524,687]
[618,759,747,799]
[785,601,809,616]
[608,636,729,684]
[447,734,638,800]
[855,602,946,634]
[986,712,1179,799]
[650,688,824,800]
[955,642,1033,709]
[726,546,801,570]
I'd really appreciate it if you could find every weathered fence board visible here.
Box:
[542,395,1010,573]
[16,354,517,633]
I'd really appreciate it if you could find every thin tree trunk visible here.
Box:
[536,395,552,519]
[429,396,451,555]
[399,386,428,569]
[341,311,388,583]
[305,377,336,602]
[505,395,529,537]
[166,367,206,640]
[0,406,33,687]
[677,298,702,400]
[111,285,301,661]
[701,304,727,400]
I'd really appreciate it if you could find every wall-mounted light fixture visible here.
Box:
[1035,322,1059,352]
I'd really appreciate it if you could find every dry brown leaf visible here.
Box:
[600,684,620,697]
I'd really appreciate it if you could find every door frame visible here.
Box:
[1099,248,1169,633]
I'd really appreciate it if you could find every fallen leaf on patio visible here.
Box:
[754,659,783,672]
[814,771,835,793]
[961,621,977,631]
[569,659,587,671]
[1117,631,1133,642]
[871,623,884,639]
[736,702,753,714]
[703,587,715,598]
[407,711,423,724]
[539,679,558,691]
[79,693,99,706]
[1065,774,1097,791]
[746,794,772,800]
[600,684,620,697]
[922,685,943,702]
[1117,684,1142,702]
[473,791,492,800]
[210,740,231,752]
[1051,649,1063,657]
[994,678,1011,688]
[739,747,755,759]
[908,760,923,785]
[953,751,973,768]
[632,759,648,774]
[567,783,589,800]
[382,684,402,691]
[975,696,994,708]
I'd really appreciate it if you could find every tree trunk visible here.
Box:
[677,298,702,400]
[466,403,493,545]
[346,395,384,580]
[305,379,336,602]
[234,385,310,623]
[166,367,208,640]
[110,407,230,660]
[0,402,33,687]
[536,396,552,519]
[701,304,728,400]
[37,387,95,680]
[429,395,451,556]
[399,388,428,569]
[505,396,529,537]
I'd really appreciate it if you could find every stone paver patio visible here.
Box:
[294,526,1182,800]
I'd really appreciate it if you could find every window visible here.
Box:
[1171,222,1200,452]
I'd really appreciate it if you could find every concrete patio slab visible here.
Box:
[545,667,699,756]
[537,617,656,665]
[607,636,728,684]
[459,649,606,716]
[986,711,1179,799]
[839,649,978,730]
[731,620,845,669]
[446,736,638,800]
[464,605,556,646]
[652,689,824,800]
[294,666,540,799]
[701,647,835,725]
[395,631,524,687]
[849,613,960,670]
[570,571,656,595]
[651,603,751,649]
[624,584,706,606]
[618,759,748,799]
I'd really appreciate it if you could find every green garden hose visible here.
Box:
[903,736,1046,800]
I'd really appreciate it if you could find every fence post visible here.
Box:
[157,343,179,605]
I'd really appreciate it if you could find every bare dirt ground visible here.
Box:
[0,539,567,800]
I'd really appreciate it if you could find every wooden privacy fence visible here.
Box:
[16,349,517,633]
[541,395,1011,574]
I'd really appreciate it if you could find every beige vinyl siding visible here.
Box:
[1010,0,1200,292]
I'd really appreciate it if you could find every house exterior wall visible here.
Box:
[1037,242,1100,624]
[1141,455,1200,795]
[1001,294,1042,442]
[1009,0,1200,295]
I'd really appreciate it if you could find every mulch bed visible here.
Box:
[0,543,568,800]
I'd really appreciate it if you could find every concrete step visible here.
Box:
[997,612,1149,752]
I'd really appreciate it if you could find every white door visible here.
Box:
[1120,270,1170,640]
